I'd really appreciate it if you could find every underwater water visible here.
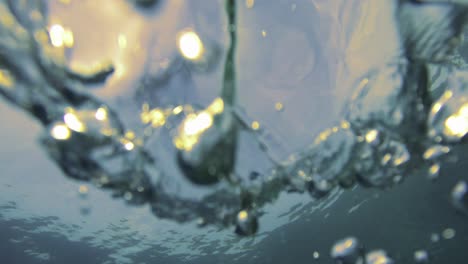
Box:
[1,0,468,263]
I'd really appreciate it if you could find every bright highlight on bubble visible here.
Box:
[64,111,86,132]
[78,185,88,194]
[251,121,260,130]
[124,141,135,151]
[50,123,71,140]
[0,69,13,88]
[237,210,248,221]
[177,30,204,60]
[174,98,225,151]
[444,103,468,139]
[49,24,74,48]
[365,129,379,143]
[95,107,108,121]
[183,112,213,136]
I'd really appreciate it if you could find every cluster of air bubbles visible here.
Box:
[423,145,450,180]
[2,0,468,235]
[428,72,468,143]
[354,129,410,188]
[77,185,91,216]
[174,97,238,185]
[429,227,457,244]
[330,237,395,264]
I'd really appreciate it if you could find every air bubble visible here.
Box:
[176,29,222,73]
[235,210,258,236]
[442,228,456,239]
[77,185,89,199]
[430,233,440,243]
[308,178,334,199]
[275,102,284,112]
[365,129,380,146]
[451,181,468,215]
[354,132,410,187]
[427,163,440,180]
[423,145,450,161]
[414,250,430,263]
[330,237,364,264]
[79,206,91,216]
[428,71,468,143]
[366,250,394,264]
[124,192,133,201]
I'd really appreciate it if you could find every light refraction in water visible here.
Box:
[1,0,468,243]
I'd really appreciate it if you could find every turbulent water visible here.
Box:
[1,0,468,263]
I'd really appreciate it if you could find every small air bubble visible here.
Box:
[79,206,91,216]
[235,210,258,236]
[78,185,88,198]
[430,233,440,243]
[428,163,440,180]
[275,102,284,112]
[331,237,364,264]
[414,250,429,263]
[124,192,133,201]
[366,250,394,264]
[442,228,456,239]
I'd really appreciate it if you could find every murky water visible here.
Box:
[1,0,468,263]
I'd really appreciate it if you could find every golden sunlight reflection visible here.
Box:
[0,69,13,88]
[177,30,204,60]
[183,112,213,136]
[174,98,225,151]
[444,113,468,139]
[251,121,260,130]
[443,102,468,139]
[140,106,167,128]
[64,110,86,132]
[95,107,108,121]
[365,129,379,143]
[275,102,284,111]
[237,210,248,221]
[78,185,89,194]
[49,24,74,48]
[50,123,71,140]
[333,238,355,255]
[124,141,135,151]
[120,131,139,151]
